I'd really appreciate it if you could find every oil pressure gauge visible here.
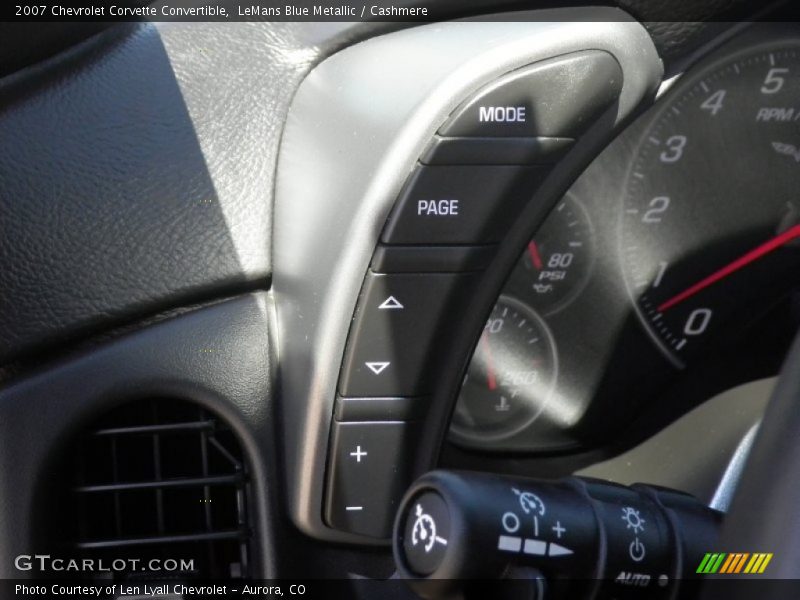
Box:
[505,193,594,315]
[450,296,558,443]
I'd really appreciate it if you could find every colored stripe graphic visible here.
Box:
[744,554,760,573]
[744,553,773,574]
[697,553,727,573]
[710,553,726,573]
[696,553,713,573]
[719,553,749,573]
[699,552,774,574]
[733,553,749,573]
[719,554,736,574]
[758,553,773,573]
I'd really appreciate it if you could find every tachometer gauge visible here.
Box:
[622,42,800,367]
[506,193,594,315]
[450,296,558,442]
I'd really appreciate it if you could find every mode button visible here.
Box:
[439,51,622,139]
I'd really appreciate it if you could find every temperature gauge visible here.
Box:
[450,296,558,443]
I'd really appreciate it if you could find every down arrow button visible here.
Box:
[339,272,479,397]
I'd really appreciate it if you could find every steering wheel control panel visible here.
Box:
[394,471,721,599]
[325,52,624,539]
[381,51,621,248]
[274,16,661,543]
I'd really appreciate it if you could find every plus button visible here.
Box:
[552,521,566,539]
[349,445,368,463]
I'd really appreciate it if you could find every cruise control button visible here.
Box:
[325,422,418,538]
[439,51,622,138]
[381,166,547,245]
[339,272,479,397]
[401,491,451,576]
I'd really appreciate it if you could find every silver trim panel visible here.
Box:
[274,10,662,543]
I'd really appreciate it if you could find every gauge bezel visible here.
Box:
[449,294,559,445]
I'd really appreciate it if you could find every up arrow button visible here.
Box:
[378,296,404,310]
[339,272,479,397]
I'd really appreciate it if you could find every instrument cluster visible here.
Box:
[451,26,800,453]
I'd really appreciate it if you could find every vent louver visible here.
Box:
[65,399,251,580]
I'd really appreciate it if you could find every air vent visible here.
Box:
[62,399,251,580]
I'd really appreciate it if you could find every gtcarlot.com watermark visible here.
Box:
[15,554,195,573]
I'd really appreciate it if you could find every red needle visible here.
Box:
[658,224,800,312]
[481,330,498,391]
[528,241,544,270]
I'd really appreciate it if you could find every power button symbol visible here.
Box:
[629,538,646,562]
